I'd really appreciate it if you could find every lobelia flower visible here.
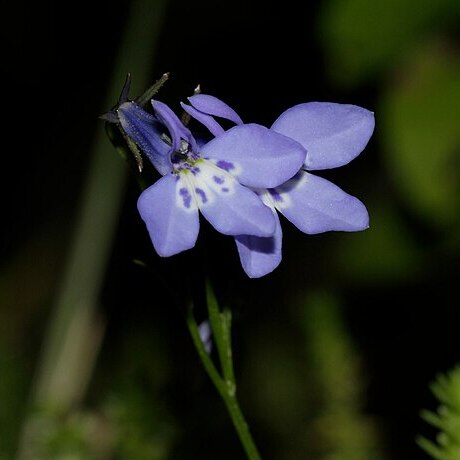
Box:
[182,96,375,278]
[115,96,307,257]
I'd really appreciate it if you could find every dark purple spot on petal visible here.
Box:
[216,160,234,172]
[195,187,207,204]
[213,175,224,184]
[179,187,192,208]
[268,188,284,202]
[221,187,229,193]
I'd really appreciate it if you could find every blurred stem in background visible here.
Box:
[301,291,387,460]
[15,0,167,457]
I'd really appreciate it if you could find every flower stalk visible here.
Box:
[185,284,261,460]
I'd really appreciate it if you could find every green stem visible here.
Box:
[186,304,225,395]
[186,305,262,460]
[220,392,262,460]
[205,282,235,385]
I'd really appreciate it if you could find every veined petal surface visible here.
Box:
[235,208,282,278]
[201,124,306,188]
[273,170,369,234]
[137,174,200,256]
[271,102,375,170]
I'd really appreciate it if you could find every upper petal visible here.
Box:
[271,102,375,170]
[188,94,243,125]
[180,102,225,137]
[235,208,283,278]
[152,100,198,153]
[194,161,276,237]
[118,101,172,175]
[137,173,200,256]
[273,170,369,234]
[201,124,307,188]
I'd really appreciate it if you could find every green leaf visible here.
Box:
[418,365,460,459]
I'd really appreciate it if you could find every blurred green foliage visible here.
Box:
[319,0,459,86]
[0,351,28,458]
[382,42,460,230]
[332,201,426,285]
[417,365,460,459]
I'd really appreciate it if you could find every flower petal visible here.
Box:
[152,100,198,153]
[273,170,369,234]
[137,173,200,256]
[188,94,243,125]
[271,102,375,170]
[201,124,307,188]
[180,102,225,137]
[117,101,172,175]
[235,208,282,278]
[195,161,276,237]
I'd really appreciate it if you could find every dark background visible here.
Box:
[1,0,459,458]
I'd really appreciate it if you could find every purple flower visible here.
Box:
[186,97,375,278]
[116,97,307,257]
[236,102,375,277]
